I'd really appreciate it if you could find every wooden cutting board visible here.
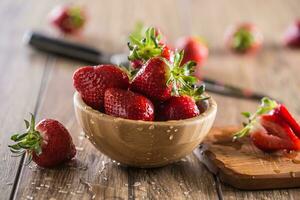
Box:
[195,126,300,190]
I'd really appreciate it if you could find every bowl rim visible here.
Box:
[73,92,217,125]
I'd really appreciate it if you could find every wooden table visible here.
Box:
[1,0,300,199]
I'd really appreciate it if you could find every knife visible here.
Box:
[24,31,271,101]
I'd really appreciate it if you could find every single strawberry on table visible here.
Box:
[224,23,263,54]
[283,20,300,48]
[234,98,300,152]
[176,36,208,79]
[128,27,173,69]
[49,5,86,34]
[130,50,197,101]
[73,65,129,111]
[104,88,154,121]
[9,114,76,168]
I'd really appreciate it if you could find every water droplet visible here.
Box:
[132,182,141,187]
[166,130,171,133]
[290,171,296,178]
[169,126,174,129]
[150,181,155,185]
[103,177,108,181]
[169,135,174,140]
[76,146,84,151]
[45,184,50,188]
[31,182,36,185]
[90,119,95,124]
[136,127,143,131]
[35,186,41,190]
[174,129,178,132]
[26,196,34,200]
[148,125,155,130]
[58,190,68,194]
[184,191,190,196]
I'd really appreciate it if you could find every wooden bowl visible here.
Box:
[73,92,217,168]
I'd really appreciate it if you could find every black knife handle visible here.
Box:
[24,31,103,64]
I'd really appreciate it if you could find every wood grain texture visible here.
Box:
[0,0,63,199]
[199,127,300,190]
[1,0,300,199]
[188,0,300,198]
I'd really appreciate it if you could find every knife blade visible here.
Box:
[24,31,273,101]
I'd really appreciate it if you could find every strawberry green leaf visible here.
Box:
[233,97,278,141]
[8,114,43,162]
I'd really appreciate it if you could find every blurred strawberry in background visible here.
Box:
[224,23,263,54]
[176,36,208,79]
[49,5,86,35]
[284,20,300,48]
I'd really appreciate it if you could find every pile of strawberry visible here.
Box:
[234,98,300,152]
[73,27,208,121]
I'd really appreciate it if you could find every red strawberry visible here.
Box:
[104,88,154,121]
[128,27,173,69]
[73,65,129,110]
[158,95,200,121]
[130,51,197,101]
[234,97,300,152]
[9,114,76,168]
[176,36,208,79]
[49,5,86,34]
[274,104,300,137]
[250,115,300,151]
[283,20,300,48]
[224,23,263,54]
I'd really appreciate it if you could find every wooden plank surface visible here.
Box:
[0,0,299,199]
[0,0,64,199]
[199,126,300,190]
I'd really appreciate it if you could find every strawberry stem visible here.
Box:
[233,28,254,52]
[8,114,42,160]
[128,27,165,62]
[233,97,278,141]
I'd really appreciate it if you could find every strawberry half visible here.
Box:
[130,51,197,101]
[250,115,300,152]
[225,23,263,54]
[128,27,173,69]
[234,97,300,152]
[49,5,86,34]
[9,114,76,168]
[73,65,129,110]
[104,88,154,121]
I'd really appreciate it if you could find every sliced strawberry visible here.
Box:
[104,88,154,121]
[274,104,300,138]
[250,115,300,152]
[73,65,129,110]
